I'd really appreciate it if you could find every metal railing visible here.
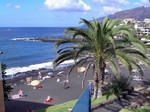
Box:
[70,83,92,112]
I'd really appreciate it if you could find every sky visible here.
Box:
[0,0,149,27]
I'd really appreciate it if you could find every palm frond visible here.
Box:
[65,27,80,34]
[74,45,92,60]
[102,17,109,32]
[130,60,144,76]
[54,51,76,67]
[55,38,76,48]
[122,48,147,58]
[80,18,95,31]
[57,46,81,54]
[131,41,147,54]
[116,51,133,73]
[82,63,92,88]
[106,19,121,31]
[107,59,120,73]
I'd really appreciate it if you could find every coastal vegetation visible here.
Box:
[103,74,132,101]
[54,17,150,99]
[1,64,13,101]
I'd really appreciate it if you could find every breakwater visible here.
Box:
[12,37,70,42]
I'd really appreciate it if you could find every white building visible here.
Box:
[144,18,150,23]
[123,18,136,24]
[124,18,150,36]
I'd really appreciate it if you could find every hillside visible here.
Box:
[97,6,150,21]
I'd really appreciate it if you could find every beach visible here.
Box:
[4,62,150,112]
[5,64,93,112]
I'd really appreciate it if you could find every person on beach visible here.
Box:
[26,76,32,84]
[63,79,69,89]
[63,80,67,89]
[38,72,42,79]
[38,74,42,80]
[56,78,60,82]
[18,90,23,97]
[35,84,43,89]
[44,96,54,103]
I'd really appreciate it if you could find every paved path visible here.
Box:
[93,91,142,112]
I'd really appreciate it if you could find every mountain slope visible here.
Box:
[97,6,150,21]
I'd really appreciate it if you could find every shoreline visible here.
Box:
[4,60,75,80]
[5,65,72,84]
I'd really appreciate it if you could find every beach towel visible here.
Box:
[11,93,27,99]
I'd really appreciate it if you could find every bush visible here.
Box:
[103,74,132,101]
[1,63,13,101]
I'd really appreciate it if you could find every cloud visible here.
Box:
[93,0,129,6]
[6,3,21,9]
[100,6,121,16]
[134,0,150,7]
[15,5,21,9]
[6,3,12,7]
[44,0,91,12]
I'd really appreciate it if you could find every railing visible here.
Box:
[70,83,92,112]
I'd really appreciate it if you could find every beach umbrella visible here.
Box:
[57,71,64,75]
[77,67,86,73]
[30,80,40,86]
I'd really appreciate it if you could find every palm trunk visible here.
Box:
[93,60,106,99]
[93,59,106,99]
[93,78,103,99]
[100,61,106,85]
[93,63,100,99]
[93,80,99,99]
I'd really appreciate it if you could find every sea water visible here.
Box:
[0,27,74,76]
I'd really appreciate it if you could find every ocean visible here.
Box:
[0,27,74,76]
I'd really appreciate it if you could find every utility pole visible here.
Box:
[0,63,5,112]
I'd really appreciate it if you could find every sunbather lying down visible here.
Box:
[44,96,54,103]
[11,90,27,99]
[33,84,43,89]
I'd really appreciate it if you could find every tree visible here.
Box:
[1,63,13,101]
[54,17,150,99]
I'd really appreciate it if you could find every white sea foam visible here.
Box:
[5,60,75,76]
[11,38,41,42]
[12,38,32,41]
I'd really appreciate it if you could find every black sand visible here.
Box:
[5,64,150,112]
[5,65,93,112]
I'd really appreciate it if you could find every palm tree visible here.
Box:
[54,17,150,99]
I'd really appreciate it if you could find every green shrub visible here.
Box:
[2,63,13,101]
[103,74,132,100]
